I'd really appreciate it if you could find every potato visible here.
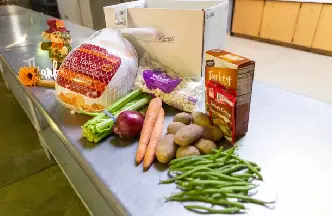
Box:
[174,124,204,146]
[156,134,177,163]
[201,125,224,141]
[167,122,186,135]
[194,138,217,154]
[176,146,200,158]
[192,112,211,127]
[173,112,192,125]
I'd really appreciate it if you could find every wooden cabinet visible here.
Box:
[260,1,300,43]
[232,0,265,37]
[231,0,332,55]
[293,3,323,47]
[312,4,332,52]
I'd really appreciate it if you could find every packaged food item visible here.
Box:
[206,80,237,143]
[135,54,204,112]
[55,28,138,113]
[205,49,255,140]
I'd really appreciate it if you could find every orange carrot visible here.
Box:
[136,98,162,164]
[143,108,165,171]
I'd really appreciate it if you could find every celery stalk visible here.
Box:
[83,89,143,127]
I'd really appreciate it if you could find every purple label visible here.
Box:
[143,69,182,93]
[188,96,197,103]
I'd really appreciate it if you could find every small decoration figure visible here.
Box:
[40,19,72,69]
[18,66,55,88]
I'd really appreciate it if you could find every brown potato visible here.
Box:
[176,146,200,158]
[192,112,211,127]
[201,125,224,141]
[173,112,192,125]
[167,122,186,135]
[194,138,217,154]
[156,134,177,163]
[174,124,204,146]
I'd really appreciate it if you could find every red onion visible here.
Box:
[113,111,144,139]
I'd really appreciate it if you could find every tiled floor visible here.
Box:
[0,76,88,216]
[226,36,332,104]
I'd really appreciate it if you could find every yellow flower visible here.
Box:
[56,20,65,28]
[18,66,40,86]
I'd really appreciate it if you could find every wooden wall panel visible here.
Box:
[312,4,332,52]
[232,0,265,37]
[260,1,301,43]
[293,3,323,47]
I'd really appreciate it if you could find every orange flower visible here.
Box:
[56,20,65,28]
[18,66,40,86]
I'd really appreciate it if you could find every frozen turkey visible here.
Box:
[55,28,138,113]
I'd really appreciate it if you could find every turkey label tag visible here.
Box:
[114,7,128,29]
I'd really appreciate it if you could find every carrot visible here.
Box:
[143,108,165,171]
[136,97,162,164]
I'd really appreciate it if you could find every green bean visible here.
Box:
[212,149,259,168]
[178,166,196,172]
[171,188,231,197]
[191,172,219,180]
[226,193,276,205]
[159,178,175,184]
[224,146,237,153]
[224,146,235,161]
[191,159,213,166]
[231,154,259,167]
[187,162,225,171]
[176,185,190,191]
[215,156,227,163]
[206,162,225,169]
[185,205,241,214]
[168,196,245,209]
[169,155,211,165]
[210,147,224,160]
[175,161,220,172]
[185,177,194,181]
[220,185,257,192]
[232,173,256,179]
[211,193,225,199]
[172,186,253,198]
[176,167,214,180]
[217,164,233,172]
[208,172,245,182]
[189,179,250,188]
[189,179,228,186]
[175,180,193,190]
[170,157,207,169]
[219,164,248,174]
[225,159,237,164]
[221,181,252,187]
[175,180,188,185]
[241,160,263,180]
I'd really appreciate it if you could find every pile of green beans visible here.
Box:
[160,147,275,214]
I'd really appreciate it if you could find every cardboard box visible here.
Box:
[205,49,255,142]
[103,0,229,78]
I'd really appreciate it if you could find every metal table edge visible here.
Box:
[0,53,129,216]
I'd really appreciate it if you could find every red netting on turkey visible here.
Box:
[55,29,138,113]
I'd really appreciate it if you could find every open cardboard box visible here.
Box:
[104,0,229,78]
